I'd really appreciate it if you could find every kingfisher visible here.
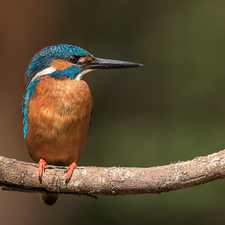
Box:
[22,44,142,205]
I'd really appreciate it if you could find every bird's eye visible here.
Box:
[68,55,80,64]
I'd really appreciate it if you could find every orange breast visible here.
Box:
[25,76,92,166]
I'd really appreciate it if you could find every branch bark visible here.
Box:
[1,149,225,197]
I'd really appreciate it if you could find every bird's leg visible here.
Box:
[65,159,77,183]
[38,158,47,183]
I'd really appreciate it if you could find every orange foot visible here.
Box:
[38,158,47,183]
[65,159,77,183]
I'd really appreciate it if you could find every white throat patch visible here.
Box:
[75,69,95,81]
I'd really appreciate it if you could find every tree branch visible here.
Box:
[1,149,225,197]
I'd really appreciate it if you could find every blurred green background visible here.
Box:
[1,0,225,224]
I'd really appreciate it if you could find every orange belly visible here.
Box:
[25,77,92,166]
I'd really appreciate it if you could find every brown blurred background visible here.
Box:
[1,0,225,224]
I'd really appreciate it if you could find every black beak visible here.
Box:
[85,57,143,70]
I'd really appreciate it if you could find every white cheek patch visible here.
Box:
[28,66,95,86]
[28,66,56,85]
[75,69,95,81]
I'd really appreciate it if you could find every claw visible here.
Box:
[65,159,77,183]
[38,158,47,183]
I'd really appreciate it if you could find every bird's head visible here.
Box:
[25,44,142,85]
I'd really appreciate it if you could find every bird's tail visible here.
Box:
[39,193,58,206]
